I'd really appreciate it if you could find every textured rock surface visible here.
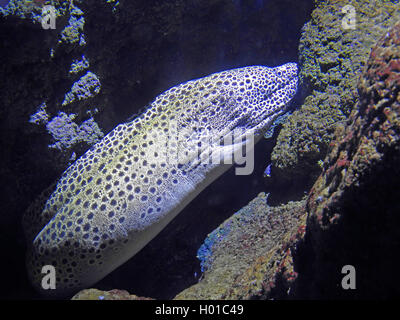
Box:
[175,194,306,299]
[71,288,153,300]
[269,0,400,194]
[294,20,400,299]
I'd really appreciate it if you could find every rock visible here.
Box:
[269,0,400,195]
[71,288,153,300]
[175,194,306,299]
[294,20,400,299]
[265,20,400,299]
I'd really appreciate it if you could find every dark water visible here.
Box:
[0,0,9,8]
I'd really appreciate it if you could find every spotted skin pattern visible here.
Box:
[23,63,298,297]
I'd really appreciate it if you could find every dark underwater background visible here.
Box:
[1,0,400,300]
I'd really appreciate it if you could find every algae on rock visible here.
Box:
[271,0,400,185]
[175,194,306,300]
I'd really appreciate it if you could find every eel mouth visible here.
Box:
[278,63,298,88]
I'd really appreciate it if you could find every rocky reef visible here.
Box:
[71,288,153,300]
[175,194,306,299]
[269,0,400,198]
[170,12,400,300]
[0,0,313,299]
[4,0,400,300]
[295,19,400,299]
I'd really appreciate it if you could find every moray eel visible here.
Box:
[23,63,298,297]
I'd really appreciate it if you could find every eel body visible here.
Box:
[23,63,298,297]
